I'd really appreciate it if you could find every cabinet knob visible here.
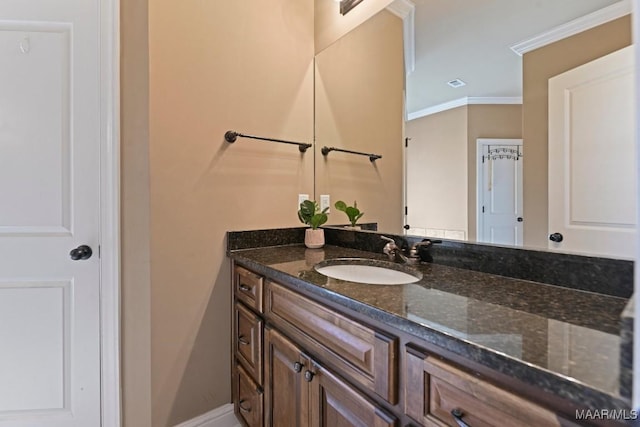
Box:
[451,408,472,427]
[293,362,303,373]
[304,370,315,382]
[238,335,250,346]
[239,283,251,292]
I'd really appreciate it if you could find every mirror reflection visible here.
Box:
[314,0,634,259]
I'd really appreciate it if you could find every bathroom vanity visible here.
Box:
[228,228,633,427]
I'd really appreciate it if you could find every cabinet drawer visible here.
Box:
[235,363,264,427]
[405,345,575,427]
[235,302,263,384]
[235,265,264,313]
[266,280,398,404]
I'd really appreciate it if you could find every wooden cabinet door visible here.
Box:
[264,327,310,427]
[235,363,264,427]
[309,362,397,427]
[235,302,264,384]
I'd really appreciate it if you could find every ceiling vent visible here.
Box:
[447,78,466,88]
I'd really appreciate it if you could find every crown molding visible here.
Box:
[387,0,415,74]
[510,0,631,56]
[407,97,522,121]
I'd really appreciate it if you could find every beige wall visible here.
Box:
[122,0,314,425]
[121,0,152,423]
[406,107,469,237]
[315,10,404,232]
[315,0,393,54]
[467,104,523,240]
[523,16,631,248]
[405,104,521,241]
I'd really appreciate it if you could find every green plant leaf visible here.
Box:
[310,212,328,229]
[299,200,330,227]
[298,200,319,225]
[334,200,364,226]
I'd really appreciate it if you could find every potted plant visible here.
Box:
[335,200,364,230]
[298,200,329,248]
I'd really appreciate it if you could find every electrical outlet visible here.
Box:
[298,194,309,209]
[320,195,330,213]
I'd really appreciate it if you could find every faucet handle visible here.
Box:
[381,236,398,260]
[413,239,441,263]
[380,235,396,244]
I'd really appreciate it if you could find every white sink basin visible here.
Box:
[314,258,422,285]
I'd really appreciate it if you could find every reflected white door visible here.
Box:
[477,139,523,246]
[548,46,636,258]
[0,0,101,424]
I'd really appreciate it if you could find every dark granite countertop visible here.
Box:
[228,243,631,412]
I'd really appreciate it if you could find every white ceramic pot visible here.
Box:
[305,228,325,249]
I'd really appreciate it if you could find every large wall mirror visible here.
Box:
[314,0,635,259]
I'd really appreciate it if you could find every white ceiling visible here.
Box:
[405,0,623,115]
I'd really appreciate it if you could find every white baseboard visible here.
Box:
[174,403,241,427]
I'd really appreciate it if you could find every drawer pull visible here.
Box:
[238,399,252,413]
[304,370,315,382]
[451,408,472,427]
[293,362,303,373]
[238,335,250,346]
[239,284,252,292]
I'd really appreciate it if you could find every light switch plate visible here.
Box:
[298,194,309,210]
[320,194,330,213]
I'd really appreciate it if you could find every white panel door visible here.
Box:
[0,0,101,424]
[549,46,636,258]
[478,140,523,246]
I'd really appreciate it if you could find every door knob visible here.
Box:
[70,245,93,260]
[549,233,563,243]
[517,217,523,222]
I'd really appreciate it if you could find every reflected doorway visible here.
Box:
[477,139,524,246]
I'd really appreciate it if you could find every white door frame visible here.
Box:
[476,138,523,243]
[99,0,121,424]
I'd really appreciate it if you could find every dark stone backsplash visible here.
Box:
[323,228,634,299]
[227,226,633,298]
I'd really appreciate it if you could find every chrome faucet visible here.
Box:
[381,236,437,264]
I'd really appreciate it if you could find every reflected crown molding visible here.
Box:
[407,97,522,121]
[510,0,631,56]
[386,0,415,74]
